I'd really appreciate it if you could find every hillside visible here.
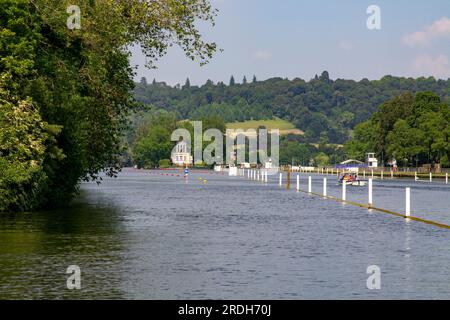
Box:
[133,72,450,143]
[226,118,303,136]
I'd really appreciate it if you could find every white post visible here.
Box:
[363,170,366,179]
[405,188,411,217]
[342,180,346,201]
[257,171,260,181]
[391,170,393,179]
[279,173,282,186]
[446,173,448,184]
[430,172,432,182]
[368,178,373,207]
[371,170,374,178]
[415,172,418,181]
[381,170,384,180]
[323,178,327,197]
[296,175,300,191]
[308,176,312,193]
[265,171,268,183]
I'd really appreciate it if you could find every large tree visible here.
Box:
[0,0,218,211]
[345,91,450,167]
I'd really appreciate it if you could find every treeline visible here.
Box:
[134,73,450,144]
[130,110,227,168]
[130,109,345,168]
[0,0,217,212]
[345,92,450,167]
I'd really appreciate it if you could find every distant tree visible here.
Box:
[183,78,191,89]
[243,76,247,84]
[319,71,330,83]
[319,131,329,148]
[133,126,173,168]
[229,75,235,86]
[386,120,425,166]
[140,77,148,86]
[253,75,257,83]
[314,152,330,166]
[344,120,378,161]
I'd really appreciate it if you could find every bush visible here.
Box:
[158,159,171,168]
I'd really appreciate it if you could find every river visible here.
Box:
[0,168,449,299]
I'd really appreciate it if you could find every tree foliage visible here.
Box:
[133,74,450,144]
[345,91,450,167]
[0,0,217,211]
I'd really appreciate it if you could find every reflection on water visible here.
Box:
[0,192,127,299]
[0,169,450,299]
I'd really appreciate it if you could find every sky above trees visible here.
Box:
[131,0,450,86]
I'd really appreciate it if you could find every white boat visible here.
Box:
[346,180,367,187]
[338,172,367,187]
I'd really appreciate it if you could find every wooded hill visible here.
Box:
[133,72,450,144]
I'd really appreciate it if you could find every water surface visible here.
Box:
[1,169,449,299]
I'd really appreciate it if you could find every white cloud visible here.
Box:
[412,54,450,78]
[338,41,353,51]
[253,50,272,61]
[403,17,450,47]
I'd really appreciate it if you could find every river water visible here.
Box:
[0,168,449,299]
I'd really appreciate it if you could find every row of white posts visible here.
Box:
[312,167,450,185]
[244,169,268,183]
[241,170,412,217]
[294,174,412,218]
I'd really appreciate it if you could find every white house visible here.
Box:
[171,141,193,166]
[367,153,378,168]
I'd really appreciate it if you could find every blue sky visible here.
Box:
[130,0,450,85]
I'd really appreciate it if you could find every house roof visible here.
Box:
[340,159,364,165]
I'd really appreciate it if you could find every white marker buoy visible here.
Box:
[430,172,433,182]
[446,173,448,184]
[342,180,346,201]
[323,178,327,197]
[296,175,300,191]
[279,173,282,186]
[406,188,411,217]
[308,176,312,193]
[368,178,373,207]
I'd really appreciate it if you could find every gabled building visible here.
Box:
[171,141,193,166]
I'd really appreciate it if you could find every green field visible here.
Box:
[226,118,303,135]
